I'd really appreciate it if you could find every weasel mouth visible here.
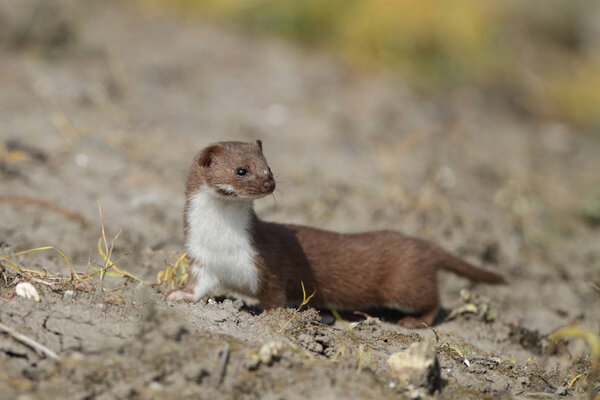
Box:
[214,184,237,197]
[213,184,273,199]
[239,192,270,200]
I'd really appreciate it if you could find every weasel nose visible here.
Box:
[263,180,275,192]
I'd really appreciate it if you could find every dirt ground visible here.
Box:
[1,1,599,399]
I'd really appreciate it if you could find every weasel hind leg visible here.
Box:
[399,306,439,329]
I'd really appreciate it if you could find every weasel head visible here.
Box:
[187,140,276,200]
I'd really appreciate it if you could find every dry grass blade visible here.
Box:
[568,373,583,390]
[0,322,60,360]
[330,307,343,322]
[1,246,126,304]
[157,252,189,289]
[0,246,79,281]
[278,281,316,333]
[356,343,365,373]
[96,204,149,285]
[98,203,111,282]
[95,237,148,284]
[549,325,600,397]
[440,342,470,362]
[353,310,375,320]
[549,326,600,369]
[300,281,316,306]
[0,207,154,304]
[426,324,440,345]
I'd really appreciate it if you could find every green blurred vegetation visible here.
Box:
[582,191,600,227]
[145,0,600,130]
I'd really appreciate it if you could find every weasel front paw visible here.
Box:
[165,288,195,303]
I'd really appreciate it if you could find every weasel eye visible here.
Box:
[236,167,247,176]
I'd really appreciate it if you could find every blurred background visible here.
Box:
[160,0,600,130]
[0,0,599,326]
[1,2,600,397]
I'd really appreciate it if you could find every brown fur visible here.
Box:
[182,140,274,238]
[172,140,506,328]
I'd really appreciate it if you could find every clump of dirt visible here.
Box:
[508,324,545,355]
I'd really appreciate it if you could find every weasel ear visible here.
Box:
[198,144,220,168]
[255,139,263,151]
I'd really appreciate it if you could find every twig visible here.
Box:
[215,343,230,387]
[424,323,440,345]
[0,195,88,226]
[31,277,59,289]
[0,322,60,360]
[353,310,374,320]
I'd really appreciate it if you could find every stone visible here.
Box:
[387,336,441,394]
[258,341,284,365]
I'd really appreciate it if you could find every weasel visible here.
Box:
[166,140,505,328]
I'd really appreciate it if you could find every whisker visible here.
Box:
[272,173,288,186]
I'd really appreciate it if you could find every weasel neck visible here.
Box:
[185,187,258,295]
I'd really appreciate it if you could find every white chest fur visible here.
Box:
[185,188,258,296]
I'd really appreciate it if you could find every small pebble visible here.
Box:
[233,299,244,310]
[459,288,471,302]
[222,299,233,308]
[75,153,90,168]
[435,166,456,188]
[258,341,284,364]
[15,282,40,302]
[69,352,85,361]
[148,382,163,392]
